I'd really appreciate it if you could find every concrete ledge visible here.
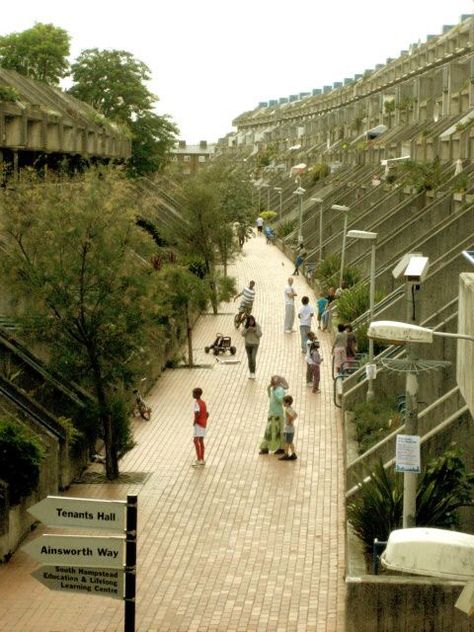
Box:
[346,575,473,631]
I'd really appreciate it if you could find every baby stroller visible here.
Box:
[205,333,237,356]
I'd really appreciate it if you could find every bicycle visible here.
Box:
[132,381,152,420]
[234,304,252,329]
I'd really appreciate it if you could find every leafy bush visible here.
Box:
[278,219,298,239]
[0,419,44,505]
[314,254,360,292]
[259,211,278,222]
[308,162,330,185]
[353,323,386,356]
[351,397,401,454]
[0,85,20,102]
[399,159,442,193]
[335,283,385,323]
[347,447,474,558]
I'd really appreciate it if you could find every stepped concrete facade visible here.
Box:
[0,68,131,171]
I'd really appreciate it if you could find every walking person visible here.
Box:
[241,315,262,379]
[309,340,323,393]
[279,395,298,461]
[304,331,317,384]
[284,277,297,333]
[345,324,358,367]
[192,387,209,467]
[332,323,348,375]
[259,375,288,455]
[256,216,264,235]
[316,292,329,331]
[298,296,314,353]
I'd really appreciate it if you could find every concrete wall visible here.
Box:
[457,273,474,414]
[346,576,474,631]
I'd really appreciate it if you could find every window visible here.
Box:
[183,155,191,162]
[198,155,206,163]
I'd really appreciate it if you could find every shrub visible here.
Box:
[347,447,474,559]
[353,323,386,356]
[278,219,298,239]
[351,397,401,454]
[308,162,330,185]
[336,283,385,323]
[0,419,44,505]
[314,254,361,292]
[259,211,278,222]
[0,85,20,102]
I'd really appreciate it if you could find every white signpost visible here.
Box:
[23,534,125,568]
[32,565,124,600]
[28,496,126,531]
[23,494,138,632]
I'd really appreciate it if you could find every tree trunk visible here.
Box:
[210,277,218,315]
[186,307,193,367]
[90,355,119,480]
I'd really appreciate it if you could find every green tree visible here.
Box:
[70,49,178,175]
[0,167,160,479]
[0,23,70,85]
[69,49,154,121]
[128,112,178,176]
[196,157,254,275]
[157,267,208,367]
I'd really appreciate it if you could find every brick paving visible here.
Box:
[0,236,345,632]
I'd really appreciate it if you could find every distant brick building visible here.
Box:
[171,140,216,174]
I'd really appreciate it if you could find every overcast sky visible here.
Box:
[2,1,473,143]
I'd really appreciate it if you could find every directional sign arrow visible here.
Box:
[28,496,126,531]
[22,534,125,569]
[31,565,124,600]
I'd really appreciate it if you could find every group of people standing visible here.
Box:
[190,232,359,467]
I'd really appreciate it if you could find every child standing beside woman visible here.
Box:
[279,395,298,461]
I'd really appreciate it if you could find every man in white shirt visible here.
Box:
[284,277,297,333]
[256,216,264,235]
[298,296,314,352]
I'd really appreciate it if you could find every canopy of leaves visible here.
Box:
[70,49,178,175]
[0,167,159,389]
[69,49,154,122]
[0,23,70,85]
[128,112,178,176]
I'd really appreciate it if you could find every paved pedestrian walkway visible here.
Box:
[0,235,345,632]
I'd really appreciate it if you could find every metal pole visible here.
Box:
[339,213,348,288]
[366,242,376,401]
[319,201,324,263]
[267,187,271,209]
[403,283,418,528]
[298,193,303,243]
[124,495,137,632]
[279,191,282,219]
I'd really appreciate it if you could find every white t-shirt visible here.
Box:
[284,285,296,305]
[298,304,314,327]
[256,217,264,227]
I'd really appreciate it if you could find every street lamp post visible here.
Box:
[331,204,350,287]
[311,197,324,263]
[347,230,378,401]
[294,186,306,244]
[274,187,283,219]
[368,320,474,528]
